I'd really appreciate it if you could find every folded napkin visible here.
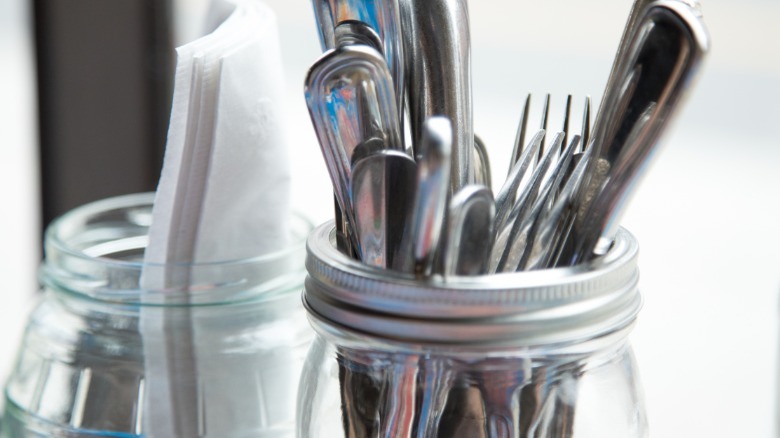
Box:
[140,1,292,435]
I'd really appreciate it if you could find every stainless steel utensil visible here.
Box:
[443,185,495,276]
[334,20,384,52]
[401,117,452,276]
[351,149,417,268]
[490,95,593,272]
[305,44,403,255]
[508,93,531,176]
[494,130,545,236]
[492,132,564,273]
[511,135,581,272]
[566,0,710,264]
[399,0,473,193]
[526,144,594,270]
[311,0,405,116]
[537,94,551,159]
[302,3,710,437]
[473,134,492,189]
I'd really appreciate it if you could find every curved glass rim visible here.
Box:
[45,192,314,268]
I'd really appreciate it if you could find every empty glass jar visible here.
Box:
[2,193,313,437]
[298,222,648,438]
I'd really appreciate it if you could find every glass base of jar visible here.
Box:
[2,295,310,438]
[298,335,648,438]
[3,397,139,438]
[3,397,299,437]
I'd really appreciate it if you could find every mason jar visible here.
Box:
[298,222,647,438]
[2,193,313,437]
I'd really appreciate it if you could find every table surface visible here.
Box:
[2,1,778,436]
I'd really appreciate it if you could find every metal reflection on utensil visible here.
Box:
[351,149,416,268]
[567,0,710,264]
[493,132,563,273]
[334,20,384,52]
[305,44,402,256]
[416,357,457,437]
[473,134,492,189]
[494,130,545,237]
[510,135,580,272]
[401,117,452,276]
[530,145,594,270]
[400,0,473,192]
[509,94,532,176]
[444,185,495,276]
[311,0,405,117]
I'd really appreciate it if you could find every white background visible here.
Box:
[2,0,779,436]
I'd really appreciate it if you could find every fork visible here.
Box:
[489,94,592,273]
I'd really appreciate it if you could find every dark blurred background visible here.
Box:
[34,0,173,228]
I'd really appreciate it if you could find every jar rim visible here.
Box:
[304,221,642,345]
[42,193,313,305]
[45,192,312,268]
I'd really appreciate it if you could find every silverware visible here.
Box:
[511,135,581,272]
[416,358,457,436]
[401,117,452,276]
[492,131,564,273]
[311,0,405,116]
[508,94,531,176]
[566,0,710,264]
[399,0,473,193]
[608,0,681,89]
[443,185,495,276]
[489,95,592,273]
[303,3,709,437]
[380,355,419,436]
[305,44,402,256]
[334,20,384,52]
[473,134,492,188]
[350,136,387,166]
[494,130,545,236]
[351,149,417,268]
[336,351,385,437]
[526,143,593,270]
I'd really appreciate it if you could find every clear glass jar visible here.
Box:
[298,222,647,438]
[2,193,313,437]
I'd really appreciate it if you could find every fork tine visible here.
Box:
[540,93,550,131]
[496,94,599,272]
[509,93,531,176]
[495,131,563,272]
[538,94,550,161]
[581,96,591,152]
[561,95,572,154]
[495,129,545,235]
[515,134,580,271]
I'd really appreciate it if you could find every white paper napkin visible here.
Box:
[140,1,293,435]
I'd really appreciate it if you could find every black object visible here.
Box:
[34,0,173,229]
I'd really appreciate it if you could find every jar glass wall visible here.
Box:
[2,193,313,437]
[298,222,647,438]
